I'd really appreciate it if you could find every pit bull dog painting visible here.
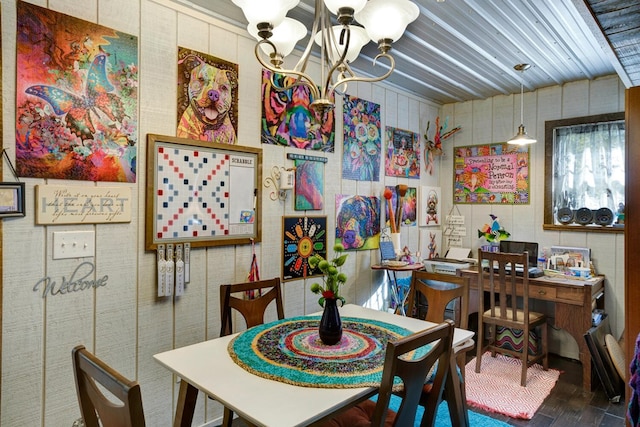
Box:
[177,48,238,144]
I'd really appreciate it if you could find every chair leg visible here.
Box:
[520,344,528,387]
[444,355,470,427]
[475,319,484,374]
[542,322,549,370]
[221,407,234,427]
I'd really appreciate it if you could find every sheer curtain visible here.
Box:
[552,120,625,218]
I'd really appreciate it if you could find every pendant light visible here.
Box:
[508,63,536,145]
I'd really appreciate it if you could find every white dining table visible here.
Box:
[153,304,475,427]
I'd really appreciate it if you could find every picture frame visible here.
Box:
[145,134,262,250]
[282,215,327,281]
[0,182,25,218]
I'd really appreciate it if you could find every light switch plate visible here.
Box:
[53,231,95,259]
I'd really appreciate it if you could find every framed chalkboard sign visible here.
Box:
[145,134,262,250]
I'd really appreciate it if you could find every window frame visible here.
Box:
[543,112,625,233]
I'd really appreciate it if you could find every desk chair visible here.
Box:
[219,277,284,427]
[475,250,548,387]
[318,320,455,427]
[406,270,473,426]
[72,345,146,427]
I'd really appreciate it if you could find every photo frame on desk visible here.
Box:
[145,134,262,250]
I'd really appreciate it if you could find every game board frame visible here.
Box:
[146,134,262,250]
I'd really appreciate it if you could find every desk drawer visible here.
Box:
[529,284,556,301]
[556,287,584,304]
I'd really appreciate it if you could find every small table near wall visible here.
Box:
[460,267,605,391]
[371,262,424,315]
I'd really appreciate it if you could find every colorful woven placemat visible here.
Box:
[228,316,420,388]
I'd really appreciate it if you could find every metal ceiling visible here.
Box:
[172,0,638,105]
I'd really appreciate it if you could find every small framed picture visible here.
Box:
[0,182,25,218]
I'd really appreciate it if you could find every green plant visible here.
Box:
[309,243,348,307]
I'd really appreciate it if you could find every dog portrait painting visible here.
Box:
[177,48,238,144]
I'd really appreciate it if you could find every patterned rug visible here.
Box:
[464,352,561,419]
[228,316,426,388]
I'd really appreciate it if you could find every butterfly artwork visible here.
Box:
[26,54,127,142]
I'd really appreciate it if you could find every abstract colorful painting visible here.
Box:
[335,195,381,251]
[294,159,324,210]
[16,2,138,182]
[453,143,530,204]
[384,186,417,228]
[261,69,335,152]
[177,47,238,144]
[282,216,327,281]
[342,95,381,181]
[419,186,441,226]
[385,126,420,178]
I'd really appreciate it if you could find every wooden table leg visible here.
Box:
[174,379,199,427]
[555,302,593,391]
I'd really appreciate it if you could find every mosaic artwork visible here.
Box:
[261,69,335,152]
[282,216,327,281]
[385,126,420,178]
[177,47,238,144]
[335,195,381,250]
[342,95,381,181]
[16,1,138,182]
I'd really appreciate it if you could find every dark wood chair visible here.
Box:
[317,320,455,427]
[475,250,548,386]
[219,277,285,336]
[218,277,284,426]
[72,345,145,427]
[406,270,473,426]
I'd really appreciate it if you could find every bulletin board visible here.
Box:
[453,143,529,204]
[145,134,262,250]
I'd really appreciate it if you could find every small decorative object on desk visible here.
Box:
[478,214,510,252]
[309,244,348,345]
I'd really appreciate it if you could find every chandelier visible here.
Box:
[231,0,419,113]
[507,63,537,145]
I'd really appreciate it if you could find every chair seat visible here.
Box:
[319,400,395,427]
[482,307,545,324]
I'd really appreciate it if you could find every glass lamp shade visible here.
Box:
[355,0,419,43]
[231,0,300,27]
[323,0,368,15]
[314,25,370,63]
[249,18,306,57]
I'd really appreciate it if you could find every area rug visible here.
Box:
[464,352,561,419]
[385,394,510,427]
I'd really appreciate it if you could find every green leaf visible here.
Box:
[334,254,348,266]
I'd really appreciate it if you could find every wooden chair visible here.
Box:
[317,320,455,427]
[72,345,145,427]
[406,270,473,426]
[218,277,284,427]
[475,250,548,386]
[219,277,285,336]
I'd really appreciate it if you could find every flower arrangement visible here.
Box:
[478,214,510,243]
[309,243,348,307]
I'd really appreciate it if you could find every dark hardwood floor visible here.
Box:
[225,354,627,426]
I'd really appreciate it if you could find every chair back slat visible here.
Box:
[406,270,470,328]
[220,277,284,336]
[72,345,145,427]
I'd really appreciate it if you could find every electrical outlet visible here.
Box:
[53,231,95,259]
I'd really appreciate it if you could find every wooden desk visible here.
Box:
[460,268,605,391]
[154,304,474,427]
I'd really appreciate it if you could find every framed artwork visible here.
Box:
[0,183,25,218]
[145,134,261,250]
[282,216,327,281]
[177,47,238,144]
[260,69,335,152]
[420,228,442,260]
[16,1,138,183]
[419,186,441,226]
[384,185,417,228]
[385,126,420,178]
[294,159,324,210]
[453,143,530,204]
[335,195,381,250]
[342,94,381,181]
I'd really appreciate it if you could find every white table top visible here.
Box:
[153,304,474,427]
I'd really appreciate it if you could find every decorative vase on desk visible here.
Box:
[319,298,342,345]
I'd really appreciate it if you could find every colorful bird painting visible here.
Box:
[478,214,510,242]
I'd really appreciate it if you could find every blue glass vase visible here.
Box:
[319,298,342,345]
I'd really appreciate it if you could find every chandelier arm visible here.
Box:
[332,53,396,94]
[321,27,354,100]
[294,0,325,76]
[254,44,321,100]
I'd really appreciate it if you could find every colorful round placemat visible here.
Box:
[228,316,421,388]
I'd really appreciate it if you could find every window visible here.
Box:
[544,112,625,232]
